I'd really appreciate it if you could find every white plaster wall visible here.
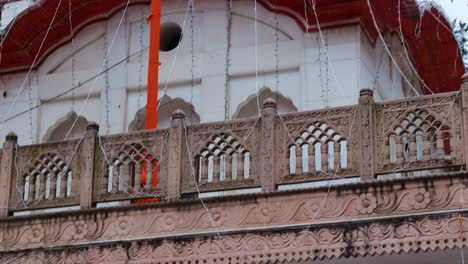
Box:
[0,0,418,145]
[0,0,35,30]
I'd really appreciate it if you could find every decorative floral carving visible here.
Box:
[114,216,133,236]
[71,220,88,240]
[25,224,45,243]
[4,215,468,264]
[408,188,431,209]
[3,174,468,255]
[356,193,378,214]
[161,214,178,231]
[209,208,227,227]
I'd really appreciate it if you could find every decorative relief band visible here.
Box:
[1,173,468,253]
[1,214,467,264]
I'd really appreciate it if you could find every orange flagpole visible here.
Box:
[146,0,160,129]
[141,0,160,200]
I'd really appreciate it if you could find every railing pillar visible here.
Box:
[0,132,17,217]
[167,110,185,200]
[80,122,99,209]
[260,98,278,192]
[358,89,376,181]
[461,73,468,166]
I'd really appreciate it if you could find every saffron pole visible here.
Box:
[146,0,161,129]
[143,0,161,192]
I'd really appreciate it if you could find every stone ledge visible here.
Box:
[1,172,468,252]
[1,213,468,263]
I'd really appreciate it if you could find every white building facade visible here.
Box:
[0,0,420,145]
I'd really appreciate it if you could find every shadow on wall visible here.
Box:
[232,87,297,119]
[128,95,200,131]
[42,112,89,143]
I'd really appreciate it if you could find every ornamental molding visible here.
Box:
[1,173,468,252]
[2,214,468,263]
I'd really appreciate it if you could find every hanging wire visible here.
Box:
[224,0,233,120]
[317,31,329,108]
[253,0,261,117]
[274,1,280,104]
[157,0,193,110]
[103,21,111,134]
[372,49,386,91]
[64,0,132,140]
[189,0,196,124]
[0,46,149,126]
[182,121,228,242]
[68,0,76,112]
[365,0,427,96]
[397,0,432,94]
[0,0,65,133]
[136,6,145,127]
[27,74,33,143]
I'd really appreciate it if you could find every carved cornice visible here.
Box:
[2,172,468,253]
[1,213,468,263]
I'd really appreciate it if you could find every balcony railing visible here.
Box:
[0,75,467,217]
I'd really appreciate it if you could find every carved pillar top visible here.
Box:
[86,122,100,132]
[263,98,277,111]
[171,109,186,122]
[359,88,374,104]
[5,132,17,143]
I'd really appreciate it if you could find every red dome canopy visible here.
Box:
[0,0,464,93]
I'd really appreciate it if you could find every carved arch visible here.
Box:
[42,112,89,142]
[233,87,297,119]
[129,95,200,131]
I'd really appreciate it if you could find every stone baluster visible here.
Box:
[422,134,431,161]
[119,165,130,191]
[395,136,404,163]
[39,175,46,200]
[237,152,244,181]
[461,73,468,166]
[334,142,340,169]
[80,122,99,209]
[288,146,294,174]
[200,157,208,183]
[436,132,445,159]
[308,143,315,172]
[0,133,17,217]
[358,89,376,181]
[29,176,36,203]
[145,162,153,191]
[111,166,119,193]
[232,154,238,180]
[295,145,303,174]
[213,156,220,183]
[321,142,328,171]
[49,173,57,200]
[134,163,142,192]
[260,98,278,192]
[60,172,67,198]
[409,135,417,162]
[167,110,185,200]
[225,155,232,182]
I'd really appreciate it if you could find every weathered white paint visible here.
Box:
[0,0,35,30]
[0,0,420,145]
